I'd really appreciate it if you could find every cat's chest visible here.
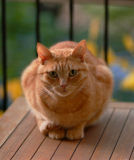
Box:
[41,91,88,114]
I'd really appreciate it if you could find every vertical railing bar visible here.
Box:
[104,0,109,64]
[69,0,74,41]
[1,0,7,111]
[36,0,40,56]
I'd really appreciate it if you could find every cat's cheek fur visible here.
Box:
[40,74,58,88]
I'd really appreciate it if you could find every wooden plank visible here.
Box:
[0,112,36,160]
[31,137,61,160]
[90,109,129,160]
[1,97,133,160]
[51,139,80,160]
[11,127,45,160]
[110,110,134,160]
[0,97,29,147]
[71,109,113,160]
[109,102,134,109]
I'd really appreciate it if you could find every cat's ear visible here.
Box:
[72,40,87,62]
[37,43,52,64]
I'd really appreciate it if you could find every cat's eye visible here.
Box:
[48,71,58,78]
[69,69,78,77]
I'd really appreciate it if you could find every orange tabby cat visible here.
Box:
[21,40,113,140]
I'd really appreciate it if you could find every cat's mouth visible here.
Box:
[53,87,73,97]
[54,90,71,97]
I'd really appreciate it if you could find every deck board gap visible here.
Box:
[0,111,30,149]
[30,137,47,160]
[10,124,36,160]
[109,109,131,160]
[129,147,134,160]
[69,139,82,160]
[89,109,115,160]
[50,141,62,160]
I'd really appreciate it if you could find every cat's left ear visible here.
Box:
[72,40,87,62]
[37,43,52,65]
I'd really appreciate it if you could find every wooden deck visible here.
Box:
[0,97,134,160]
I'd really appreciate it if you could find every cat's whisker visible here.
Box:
[42,87,57,100]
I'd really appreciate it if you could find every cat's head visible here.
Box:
[37,40,89,97]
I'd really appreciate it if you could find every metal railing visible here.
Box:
[1,0,7,111]
[1,0,109,110]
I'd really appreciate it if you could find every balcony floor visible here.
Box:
[0,97,134,160]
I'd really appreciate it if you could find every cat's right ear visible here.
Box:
[37,43,52,65]
[72,40,87,62]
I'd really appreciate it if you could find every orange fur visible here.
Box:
[21,40,113,140]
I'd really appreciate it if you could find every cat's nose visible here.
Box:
[60,82,67,89]
[60,83,67,89]
[60,79,67,89]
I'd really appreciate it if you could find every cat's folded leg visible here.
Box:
[48,128,65,140]
[36,117,65,139]
[66,123,85,140]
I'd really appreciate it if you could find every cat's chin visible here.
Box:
[54,90,72,97]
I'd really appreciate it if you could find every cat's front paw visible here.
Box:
[66,127,84,140]
[48,128,65,140]
[39,121,55,135]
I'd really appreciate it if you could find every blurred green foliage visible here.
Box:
[0,2,67,80]
[0,2,134,104]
